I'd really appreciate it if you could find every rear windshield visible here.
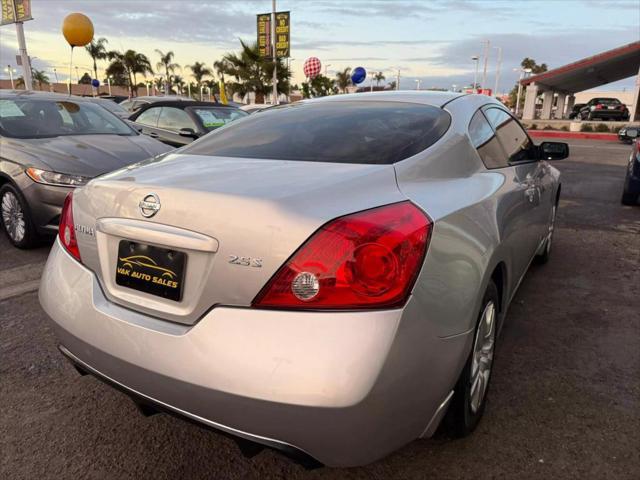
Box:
[183,101,451,164]
[188,106,248,131]
[0,98,134,138]
[594,98,621,105]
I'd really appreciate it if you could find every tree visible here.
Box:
[335,67,351,93]
[156,50,180,94]
[107,50,153,95]
[507,58,548,109]
[17,69,49,90]
[217,40,291,104]
[85,37,109,82]
[104,61,127,87]
[302,74,337,98]
[188,61,213,97]
[79,72,92,84]
[387,80,397,90]
[374,71,386,86]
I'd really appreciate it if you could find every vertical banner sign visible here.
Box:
[257,13,271,58]
[257,11,290,59]
[1,0,33,25]
[274,11,290,58]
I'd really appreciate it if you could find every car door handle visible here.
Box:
[148,132,159,138]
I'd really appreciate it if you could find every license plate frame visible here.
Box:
[115,240,186,301]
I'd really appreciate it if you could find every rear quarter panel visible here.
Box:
[394,96,527,338]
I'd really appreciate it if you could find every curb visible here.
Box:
[527,131,619,141]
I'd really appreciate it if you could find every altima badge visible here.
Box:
[139,193,161,218]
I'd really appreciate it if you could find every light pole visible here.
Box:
[514,67,532,116]
[414,79,421,90]
[324,63,332,76]
[74,66,80,85]
[4,66,16,89]
[471,55,479,92]
[53,68,59,84]
[107,75,112,95]
[481,39,490,91]
[493,46,502,97]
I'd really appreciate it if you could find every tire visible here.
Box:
[0,184,39,248]
[443,280,499,437]
[535,201,557,264]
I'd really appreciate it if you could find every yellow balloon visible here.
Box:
[62,13,94,47]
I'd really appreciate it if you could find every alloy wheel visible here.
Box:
[1,191,26,243]
[469,301,496,414]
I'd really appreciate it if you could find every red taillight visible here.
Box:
[595,104,604,110]
[59,192,81,262]
[253,201,432,310]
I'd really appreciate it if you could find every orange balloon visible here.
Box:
[62,13,94,47]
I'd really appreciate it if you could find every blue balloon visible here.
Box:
[351,67,366,85]
[91,79,100,87]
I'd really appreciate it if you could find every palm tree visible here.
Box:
[155,50,179,94]
[217,40,291,104]
[85,38,109,82]
[107,50,153,96]
[187,61,212,98]
[374,72,386,87]
[17,69,49,90]
[335,67,351,93]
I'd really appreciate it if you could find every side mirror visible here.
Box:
[539,141,569,160]
[627,128,639,138]
[179,127,198,139]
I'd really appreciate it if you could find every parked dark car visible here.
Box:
[129,101,249,146]
[120,95,195,113]
[578,98,629,121]
[568,103,585,119]
[622,138,640,205]
[0,90,172,248]
[618,125,639,144]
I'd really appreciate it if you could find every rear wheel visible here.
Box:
[0,184,38,248]
[621,184,638,205]
[444,281,498,437]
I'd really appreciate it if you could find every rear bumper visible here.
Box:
[39,239,471,467]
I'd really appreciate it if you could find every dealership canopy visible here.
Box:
[521,41,640,93]
[521,41,640,121]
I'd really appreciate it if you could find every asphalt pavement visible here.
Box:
[1,139,639,479]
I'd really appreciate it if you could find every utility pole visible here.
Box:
[493,46,502,97]
[396,68,400,91]
[471,55,479,92]
[481,39,490,91]
[271,0,278,105]
[12,1,32,90]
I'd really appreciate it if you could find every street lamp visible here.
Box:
[493,46,502,97]
[514,67,532,116]
[106,75,112,95]
[4,65,17,89]
[471,55,479,92]
[414,79,421,90]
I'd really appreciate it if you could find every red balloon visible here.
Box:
[303,57,322,78]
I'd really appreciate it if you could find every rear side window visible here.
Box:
[484,107,534,163]
[157,107,196,131]
[468,110,508,169]
[183,101,451,164]
[136,107,160,126]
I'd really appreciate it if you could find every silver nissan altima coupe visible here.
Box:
[39,91,567,467]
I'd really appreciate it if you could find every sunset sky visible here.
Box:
[0,0,638,93]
